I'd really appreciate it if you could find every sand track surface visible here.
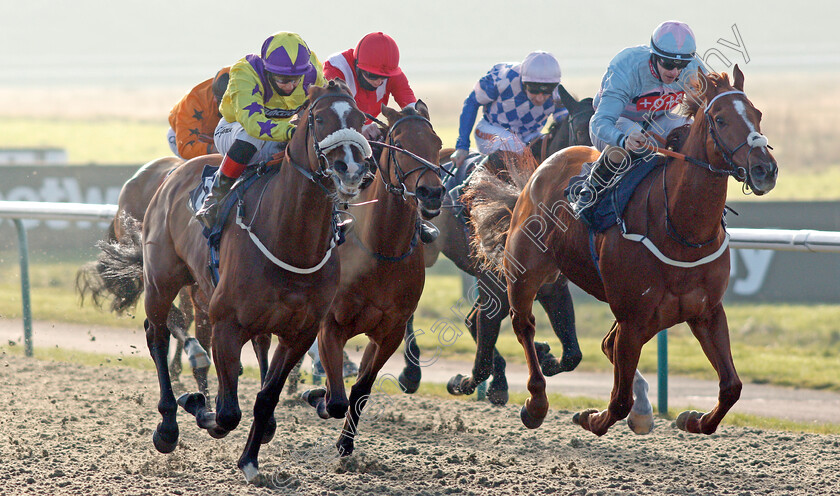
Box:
[2,353,840,495]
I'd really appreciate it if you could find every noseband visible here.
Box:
[704,90,772,189]
[288,92,364,191]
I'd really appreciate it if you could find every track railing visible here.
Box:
[2,200,840,412]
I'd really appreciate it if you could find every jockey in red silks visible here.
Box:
[323,32,417,141]
[323,32,438,244]
[195,31,325,229]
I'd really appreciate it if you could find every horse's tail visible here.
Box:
[464,153,536,271]
[75,214,145,315]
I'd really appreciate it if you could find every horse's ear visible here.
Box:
[308,84,325,101]
[555,84,578,112]
[732,64,745,92]
[414,99,430,119]
[381,104,400,124]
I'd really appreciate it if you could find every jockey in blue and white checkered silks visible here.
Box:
[450,51,568,169]
[571,20,705,215]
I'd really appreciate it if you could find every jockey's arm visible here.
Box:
[388,72,417,109]
[590,73,634,148]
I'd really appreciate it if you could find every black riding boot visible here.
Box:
[570,146,627,216]
[196,173,236,229]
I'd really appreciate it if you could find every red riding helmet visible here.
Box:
[355,32,401,77]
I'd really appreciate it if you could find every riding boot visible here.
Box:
[571,146,626,216]
[419,220,439,244]
[195,171,237,230]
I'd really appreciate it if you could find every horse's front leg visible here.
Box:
[507,274,549,429]
[678,304,742,434]
[337,328,404,457]
[304,320,349,420]
[145,315,180,453]
[207,321,244,437]
[398,315,422,394]
[238,337,305,485]
[536,279,582,374]
[574,320,641,436]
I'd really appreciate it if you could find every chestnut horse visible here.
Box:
[469,66,777,436]
[75,157,216,395]
[95,80,371,483]
[303,102,444,456]
[399,85,594,405]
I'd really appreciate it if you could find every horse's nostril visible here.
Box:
[333,161,348,174]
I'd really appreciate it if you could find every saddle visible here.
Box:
[564,154,664,233]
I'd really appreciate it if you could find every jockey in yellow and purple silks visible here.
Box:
[571,20,704,215]
[196,31,326,229]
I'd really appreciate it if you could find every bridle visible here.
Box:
[703,90,771,188]
[369,114,453,199]
[286,91,361,192]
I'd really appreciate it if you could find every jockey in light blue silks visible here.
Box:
[571,20,704,215]
[450,51,568,169]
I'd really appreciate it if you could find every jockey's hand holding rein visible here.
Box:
[623,130,647,153]
[451,148,468,168]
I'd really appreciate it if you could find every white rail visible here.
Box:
[729,227,840,253]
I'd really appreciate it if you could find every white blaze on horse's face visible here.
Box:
[732,100,757,133]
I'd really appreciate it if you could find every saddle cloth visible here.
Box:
[564,154,664,232]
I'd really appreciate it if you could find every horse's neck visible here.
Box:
[664,121,729,242]
[358,175,418,255]
[263,161,336,257]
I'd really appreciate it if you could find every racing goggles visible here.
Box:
[271,73,302,85]
[360,70,389,82]
[657,56,691,71]
[523,82,558,95]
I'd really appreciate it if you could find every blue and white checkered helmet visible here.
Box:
[520,51,562,84]
[650,21,696,61]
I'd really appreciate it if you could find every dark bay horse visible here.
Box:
[303,102,444,456]
[469,66,777,435]
[92,80,371,483]
[75,157,215,394]
[399,86,595,405]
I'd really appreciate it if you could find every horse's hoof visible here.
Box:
[572,408,599,427]
[676,410,703,432]
[535,342,564,377]
[301,388,327,408]
[627,410,654,435]
[207,425,229,439]
[316,400,331,420]
[152,424,178,453]
[261,416,277,444]
[240,461,264,485]
[447,374,466,395]
[176,392,206,416]
[520,405,545,429]
[336,438,354,457]
[487,388,508,406]
[184,337,211,370]
[399,368,421,394]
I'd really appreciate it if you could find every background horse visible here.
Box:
[89,80,371,484]
[303,101,444,456]
[469,66,777,435]
[398,86,594,405]
[75,157,215,394]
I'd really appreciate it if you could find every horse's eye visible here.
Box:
[315,116,324,124]
[715,116,725,125]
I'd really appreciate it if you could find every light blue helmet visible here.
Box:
[650,21,696,61]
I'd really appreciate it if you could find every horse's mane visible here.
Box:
[681,70,734,117]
